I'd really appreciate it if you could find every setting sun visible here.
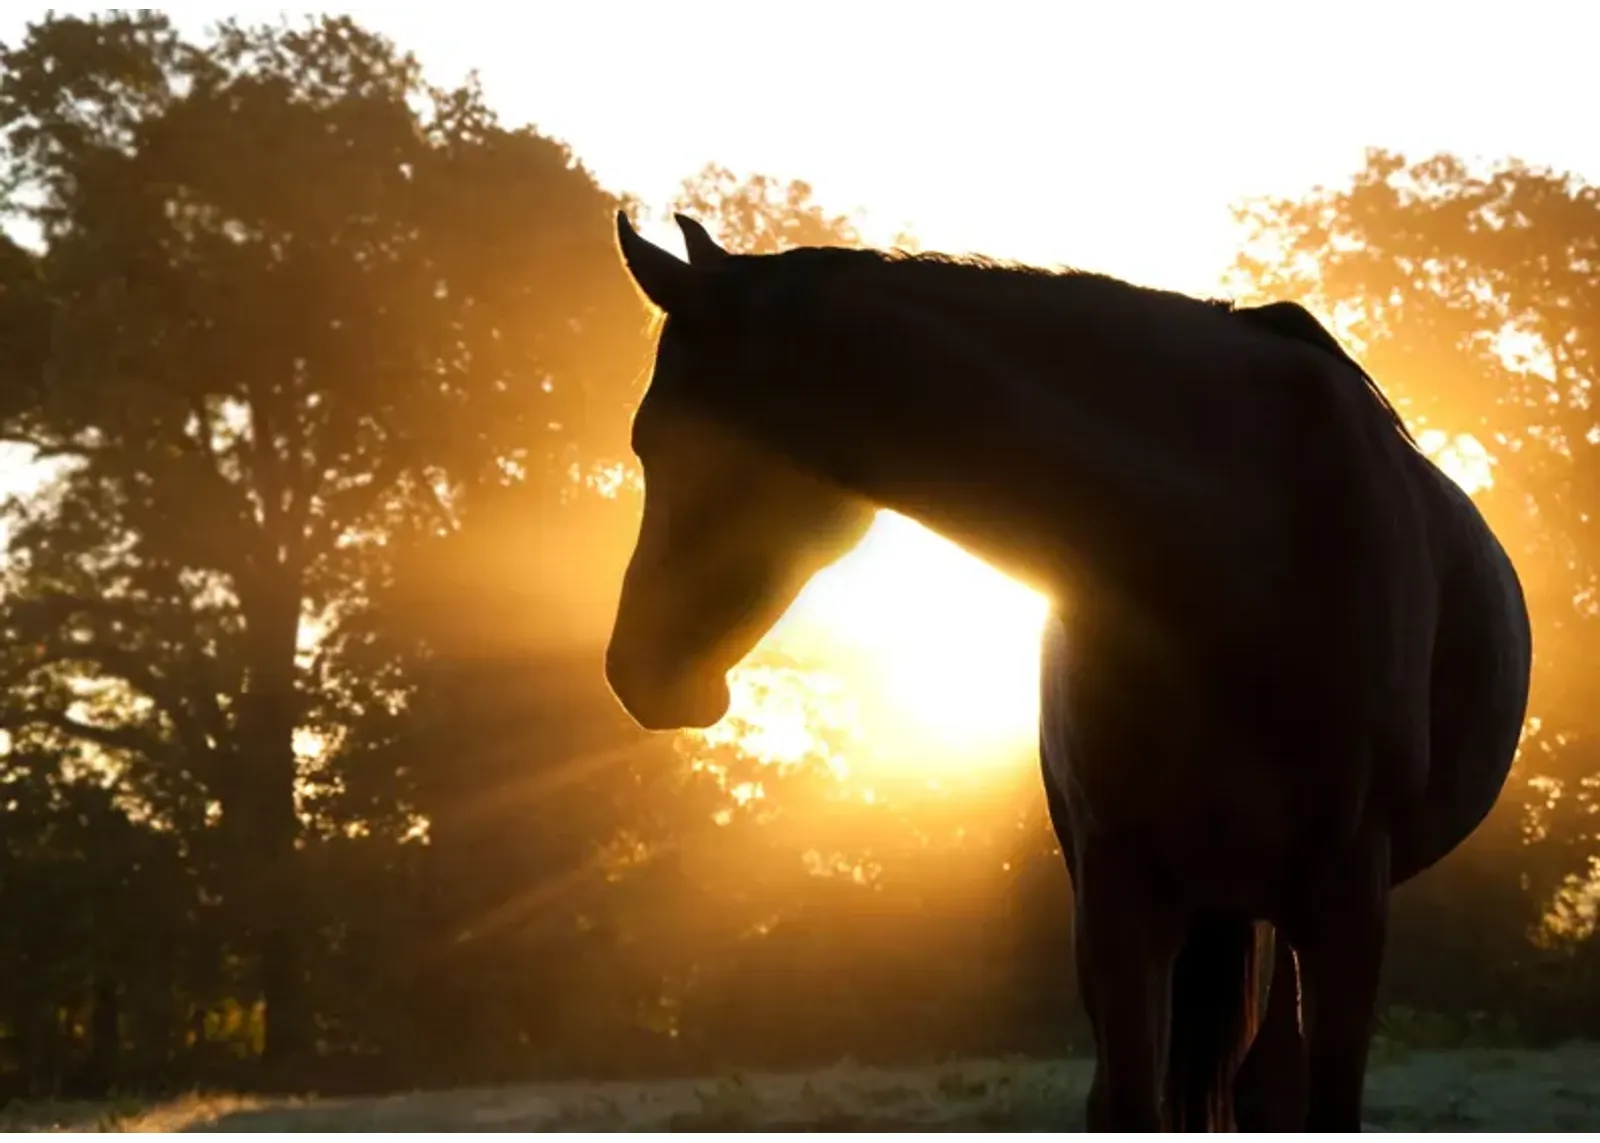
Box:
[778,513,1050,753]
[692,510,1049,777]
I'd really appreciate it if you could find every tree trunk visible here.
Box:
[229,584,312,1086]
[71,974,120,1097]
[20,998,64,1098]
[258,919,310,1084]
[244,717,308,1085]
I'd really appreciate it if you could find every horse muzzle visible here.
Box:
[603,644,732,732]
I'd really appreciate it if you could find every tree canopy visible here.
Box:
[0,9,645,1077]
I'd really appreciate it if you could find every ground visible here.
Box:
[7,1046,1600,1131]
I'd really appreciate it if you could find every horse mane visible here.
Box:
[747,245,1418,448]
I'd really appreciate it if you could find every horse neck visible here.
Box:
[744,273,1285,620]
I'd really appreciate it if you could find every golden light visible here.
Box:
[695,511,1050,780]
[695,662,859,779]
[1418,429,1495,496]
[780,513,1049,751]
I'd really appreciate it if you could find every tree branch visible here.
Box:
[2,593,231,754]
[0,707,176,765]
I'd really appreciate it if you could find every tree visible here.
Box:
[0,723,204,1098]
[0,11,644,1076]
[669,164,867,254]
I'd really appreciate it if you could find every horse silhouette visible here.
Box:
[603,213,1532,1131]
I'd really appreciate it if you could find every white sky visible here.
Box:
[7,1,1600,290]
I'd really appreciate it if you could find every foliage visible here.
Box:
[670,163,865,254]
[0,9,642,1083]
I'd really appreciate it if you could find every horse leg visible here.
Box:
[1164,913,1262,1130]
[1234,926,1308,1130]
[1074,843,1181,1132]
[1290,832,1390,1132]
[1040,757,1116,1117]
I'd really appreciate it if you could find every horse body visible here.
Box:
[1395,456,1532,879]
[602,214,1532,1131]
[1038,404,1529,1127]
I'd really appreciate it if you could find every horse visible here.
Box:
[601,212,1532,1131]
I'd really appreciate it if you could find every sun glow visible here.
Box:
[690,512,1050,780]
[1419,429,1495,496]
[778,513,1050,751]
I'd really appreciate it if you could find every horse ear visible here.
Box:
[674,213,729,266]
[616,211,701,314]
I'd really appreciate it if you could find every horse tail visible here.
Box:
[1163,914,1262,1130]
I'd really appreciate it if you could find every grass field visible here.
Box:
[7,1045,1599,1131]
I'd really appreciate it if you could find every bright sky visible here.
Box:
[9,2,1600,289]
[2,1,1591,766]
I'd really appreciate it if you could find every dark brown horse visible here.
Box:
[602,213,1532,1131]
